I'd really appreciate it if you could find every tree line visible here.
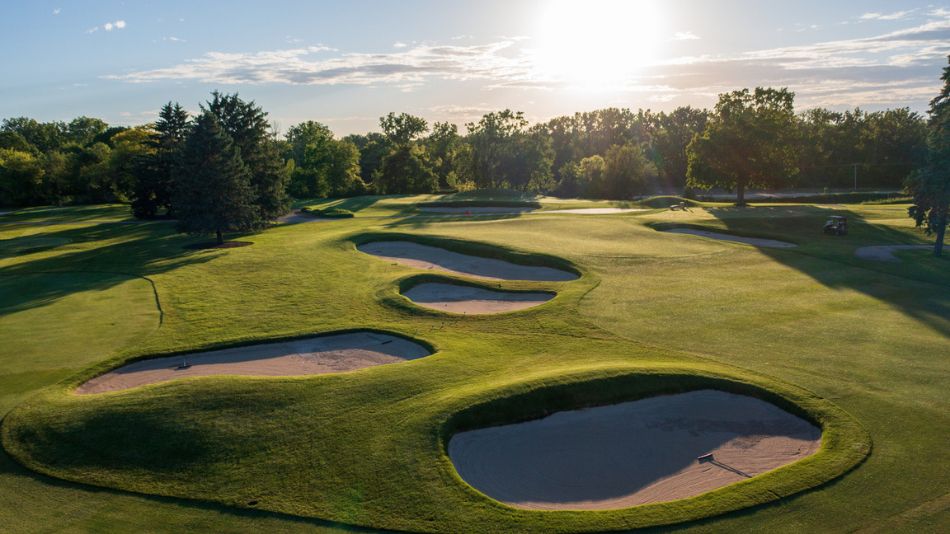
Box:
[1,60,946,251]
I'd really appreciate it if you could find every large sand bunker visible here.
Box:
[403,283,553,314]
[419,206,535,214]
[663,228,796,249]
[855,244,931,262]
[77,331,431,394]
[358,241,577,281]
[449,389,820,510]
[543,207,647,214]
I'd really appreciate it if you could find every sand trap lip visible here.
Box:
[76,331,431,394]
[358,241,577,281]
[448,389,820,510]
[662,228,796,249]
[542,207,647,214]
[854,244,931,262]
[403,283,554,314]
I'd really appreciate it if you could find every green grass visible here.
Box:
[0,198,947,532]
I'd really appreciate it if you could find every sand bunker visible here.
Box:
[403,283,553,314]
[663,228,796,249]
[419,206,535,214]
[449,389,820,510]
[543,208,647,214]
[855,244,931,262]
[77,331,431,394]
[358,241,577,281]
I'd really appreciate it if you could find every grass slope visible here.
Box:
[0,198,947,532]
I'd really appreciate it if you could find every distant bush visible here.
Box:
[418,199,541,209]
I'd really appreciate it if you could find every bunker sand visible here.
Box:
[77,332,431,394]
[403,283,553,314]
[449,390,820,510]
[663,228,796,248]
[358,241,577,281]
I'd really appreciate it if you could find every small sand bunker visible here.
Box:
[449,390,820,510]
[358,241,577,282]
[419,206,536,214]
[663,228,796,249]
[403,283,553,314]
[543,208,647,214]
[855,244,931,262]
[77,331,431,394]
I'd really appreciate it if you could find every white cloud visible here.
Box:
[52,8,61,15]
[163,36,186,43]
[89,19,127,33]
[393,41,408,48]
[673,31,699,40]
[860,10,915,21]
[104,11,950,112]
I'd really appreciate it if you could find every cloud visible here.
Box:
[163,36,186,43]
[52,8,61,15]
[88,19,127,33]
[393,41,408,48]
[860,10,915,21]
[673,31,699,40]
[104,11,950,111]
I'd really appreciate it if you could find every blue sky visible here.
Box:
[2,1,948,134]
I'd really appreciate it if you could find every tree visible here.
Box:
[602,143,658,199]
[380,112,428,146]
[131,102,189,218]
[108,127,154,202]
[425,122,465,190]
[907,57,950,257]
[173,113,258,245]
[687,88,800,206]
[651,107,708,190]
[344,132,390,185]
[285,121,364,198]
[204,92,290,220]
[375,145,438,194]
[0,148,45,206]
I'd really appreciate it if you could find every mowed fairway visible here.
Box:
[0,198,947,532]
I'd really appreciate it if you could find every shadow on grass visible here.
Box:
[0,220,221,316]
[382,211,525,229]
[702,205,950,336]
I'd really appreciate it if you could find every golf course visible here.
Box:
[1,194,947,532]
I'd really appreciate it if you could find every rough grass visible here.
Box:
[0,199,947,532]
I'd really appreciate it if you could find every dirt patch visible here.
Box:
[184,241,253,250]
[663,228,796,249]
[855,244,931,262]
[543,208,647,214]
[76,331,431,394]
[403,283,553,314]
[358,241,577,281]
[449,389,820,510]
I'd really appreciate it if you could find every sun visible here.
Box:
[533,0,666,90]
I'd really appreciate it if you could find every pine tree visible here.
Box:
[204,92,290,221]
[173,112,258,244]
[907,56,950,257]
[131,102,189,218]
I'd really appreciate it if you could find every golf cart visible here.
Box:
[823,215,848,236]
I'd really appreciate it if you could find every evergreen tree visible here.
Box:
[907,56,950,257]
[204,92,290,220]
[131,102,189,218]
[173,113,258,244]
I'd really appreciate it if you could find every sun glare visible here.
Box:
[533,0,666,90]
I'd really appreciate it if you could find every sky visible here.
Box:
[1,0,949,135]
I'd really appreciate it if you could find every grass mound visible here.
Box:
[301,207,355,218]
[638,196,704,209]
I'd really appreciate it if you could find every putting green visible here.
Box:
[1,199,947,533]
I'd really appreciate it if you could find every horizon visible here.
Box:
[2,0,949,135]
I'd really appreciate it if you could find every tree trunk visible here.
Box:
[934,211,947,258]
[216,229,223,245]
[736,182,747,207]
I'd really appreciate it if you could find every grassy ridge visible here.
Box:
[0,198,947,532]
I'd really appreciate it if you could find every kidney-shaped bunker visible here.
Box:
[358,241,577,281]
[448,389,820,510]
[403,282,554,315]
[77,331,431,394]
